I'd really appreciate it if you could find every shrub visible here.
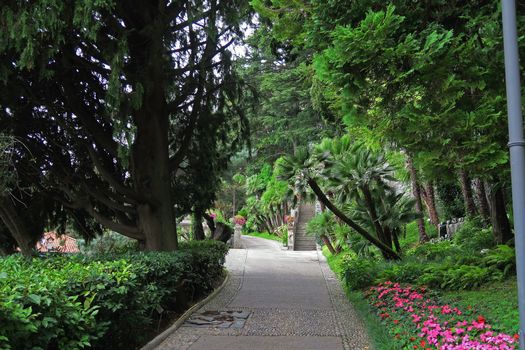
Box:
[453,220,495,251]
[417,264,503,290]
[306,212,335,239]
[0,241,228,350]
[78,231,139,255]
[482,245,516,276]
[376,259,426,285]
[406,240,461,261]
[342,255,381,290]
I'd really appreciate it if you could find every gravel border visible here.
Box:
[317,249,371,350]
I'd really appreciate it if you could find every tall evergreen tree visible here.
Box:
[0,0,250,251]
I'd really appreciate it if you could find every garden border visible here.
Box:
[140,270,230,350]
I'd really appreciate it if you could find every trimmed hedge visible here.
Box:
[0,240,228,350]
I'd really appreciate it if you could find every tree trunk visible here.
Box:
[392,229,401,253]
[406,155,428,242]
[485,181,513,244]
[0,197,38,256]
[421,182,440,226]
[361,185,389,248]
[192,211,205,241]
[320,234,337,255]
[458,169,477,218]
[474,179,490,223]
[307,178,400,260]
[129,22,177,251]
[264,217,273,233]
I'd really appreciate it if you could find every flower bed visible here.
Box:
[365,282,518,349]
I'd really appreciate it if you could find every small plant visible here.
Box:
[233,215,247,226]
[78,231,138,255]
[417,264,503,290]
[342,255,380,290]
[454,220,495,251]
[406,240,461,261]
[377,259,426,285]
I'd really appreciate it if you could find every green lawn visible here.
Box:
[244,231,282,242]
[442,278,519,335]
[399,221,438,248]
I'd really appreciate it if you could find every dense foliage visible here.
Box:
[0,241,228,350]
[331,221,513,292]
[245,0,519,249]
[0,0,250,252]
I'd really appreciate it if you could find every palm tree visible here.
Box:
[278,147,401,260]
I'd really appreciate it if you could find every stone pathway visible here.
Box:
[155,235,371,350]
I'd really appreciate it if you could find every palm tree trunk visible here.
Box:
[392,228,401,253]
[307,178,400,260]
[361,185,389,248]
[320,234,337,255]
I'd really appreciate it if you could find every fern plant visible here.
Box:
[482,245,516,276]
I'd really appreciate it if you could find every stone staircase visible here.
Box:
[293,202,317,251]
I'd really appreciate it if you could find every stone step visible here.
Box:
[294,246,316,251]
[295,239,316,243]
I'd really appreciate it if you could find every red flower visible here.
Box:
[477,315,486,324]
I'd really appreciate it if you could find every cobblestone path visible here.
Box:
[155,235,371,350]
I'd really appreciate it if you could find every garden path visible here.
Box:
[155,235,370,350]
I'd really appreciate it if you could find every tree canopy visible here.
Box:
[0,0,250,253]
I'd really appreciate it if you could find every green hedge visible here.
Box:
[0,240,228,350]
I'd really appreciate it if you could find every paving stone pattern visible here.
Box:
[155,235,371,350]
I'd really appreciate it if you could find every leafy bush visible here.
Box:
[342,255,380,290]
[306,212,335,239]
[78,231,138,255]
[0,241,228,350]
[406,240,461,261]
[417,264,503,290]
[482,245,516,276]
[376,259,426,285]
[453,219,495,251]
